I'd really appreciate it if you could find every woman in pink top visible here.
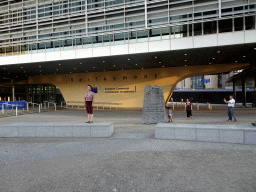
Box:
[85,85,95,123]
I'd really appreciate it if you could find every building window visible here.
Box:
[191,76,205,89]
[137,30,148,39]
[189,24,193,36]
[204,21,217,35]
[218,74,222,89]
[234,17,244,31]
[194,23,202,36]
[245,16,256,30]
[219,19,233,33]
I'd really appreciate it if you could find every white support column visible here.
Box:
[16,106,18,116]
[2,104,4,114]
[167,0,169,24]
[145,0,147,28]
[218,0,222,18]
[36,0,39,42]
[85,0,88,36]
[39,105,41,113]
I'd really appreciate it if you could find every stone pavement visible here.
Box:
[0,108,256,191]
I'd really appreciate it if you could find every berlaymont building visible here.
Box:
[0,0,256,108]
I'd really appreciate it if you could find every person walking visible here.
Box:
[185,98,193,120]
[224,95,237,122]
[85,85,95,123]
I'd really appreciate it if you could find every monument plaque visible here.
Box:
[142,85,168,124]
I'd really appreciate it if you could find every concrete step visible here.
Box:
[0,122,114,138]
[155,123,256,145]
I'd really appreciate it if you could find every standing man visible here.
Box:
[224,95,237,122]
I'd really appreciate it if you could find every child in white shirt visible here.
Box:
[168,108,173,123]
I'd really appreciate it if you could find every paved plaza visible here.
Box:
[0,107,256,191]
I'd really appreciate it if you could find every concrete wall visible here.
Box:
[28,63,248,108]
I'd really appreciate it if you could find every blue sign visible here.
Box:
[201,79,210,84]
[7,101,27,109]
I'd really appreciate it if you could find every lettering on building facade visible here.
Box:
[82,74,158,82]
[105,87,135,94]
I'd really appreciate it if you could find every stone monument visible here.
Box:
[142,85,168,124]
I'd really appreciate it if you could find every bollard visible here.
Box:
[27,103,29,111]
[210,104,212,110]
[2,103,4,114]
[16,106,18,116]
[173,102,175,110]
[44,101,46,109]
[41,103,43,109]
[61,102,62,108]
[103,104,105,110]
[48,103,50,108]
[54,103,56,111]
[39,105,41,113]
[33,103,35,110]
[197,103,199,110]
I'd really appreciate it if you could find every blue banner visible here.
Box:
[7,101,27,109]
[201,79,210,84]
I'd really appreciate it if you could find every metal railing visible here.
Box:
[1,101,58,117]
[27,102,41,113]
[48,102,57,111]
[63,101,123,110]
[167,102,213,111]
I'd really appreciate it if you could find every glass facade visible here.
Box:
[0,84,56,103]
[27,84,56,104]
[0,0,256,56]
[190,75,205,90]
